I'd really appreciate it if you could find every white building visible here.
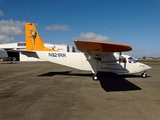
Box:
[0,42,75,61]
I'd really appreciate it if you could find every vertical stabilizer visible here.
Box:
[25,22,57,51]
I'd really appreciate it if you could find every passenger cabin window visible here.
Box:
[128,57,137,63]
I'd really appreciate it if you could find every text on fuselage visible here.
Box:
[48,53,66,58]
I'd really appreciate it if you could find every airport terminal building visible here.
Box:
[0,42,75,61]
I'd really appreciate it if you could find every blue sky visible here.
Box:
[0,0,160,57]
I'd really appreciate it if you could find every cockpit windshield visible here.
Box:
[128,57,137,63]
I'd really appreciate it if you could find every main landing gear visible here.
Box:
[92,74,98,81]
[141,72,147,78]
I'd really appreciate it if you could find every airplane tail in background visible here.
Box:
[25,22,57,51]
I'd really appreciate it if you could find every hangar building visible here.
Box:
[0,42,75,61]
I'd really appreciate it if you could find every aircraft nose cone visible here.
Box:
[145,65,151,70]
[140,64,151,71]
[142,64,151,71]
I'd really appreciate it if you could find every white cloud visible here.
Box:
[45,24,70,31]
[0,19,25,35]
[0,35,14,43]
[0,10,4,16]
[11,7,15,10]
[0,19,25,43]
[103,28,108,30]
[72,37,78,40]
[80,32,111,41]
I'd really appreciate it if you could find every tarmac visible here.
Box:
[0,61,160,120]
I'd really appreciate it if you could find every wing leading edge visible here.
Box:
[74,40,132,52]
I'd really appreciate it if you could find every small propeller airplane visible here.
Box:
[22,22,151,80]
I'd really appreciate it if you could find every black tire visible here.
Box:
[141,73,147,78]
[92,74,98,81]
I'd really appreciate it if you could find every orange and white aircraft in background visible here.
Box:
[24,22,151,80]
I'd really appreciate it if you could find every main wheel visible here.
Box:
[92,74,98,81]
[141,73,147,78]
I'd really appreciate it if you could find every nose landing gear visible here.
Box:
[141,72,147,78]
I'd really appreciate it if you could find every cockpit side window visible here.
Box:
[128,57,137,63]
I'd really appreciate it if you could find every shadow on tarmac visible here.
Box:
[38,71,91,77]
[38,71,142,92]
[0,61,17,64]
[98,74,142,92]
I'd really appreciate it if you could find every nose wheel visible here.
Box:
[141,72,147,78]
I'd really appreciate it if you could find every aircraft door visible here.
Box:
[119,56,127,73]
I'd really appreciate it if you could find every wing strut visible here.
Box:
[92,59,98,81]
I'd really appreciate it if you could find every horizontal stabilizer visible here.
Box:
[7,49,35,53]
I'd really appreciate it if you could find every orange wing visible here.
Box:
[74,40,132,52]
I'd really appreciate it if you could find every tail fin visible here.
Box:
[25,22,57,51]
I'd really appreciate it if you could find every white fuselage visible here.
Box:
[33,51,151,74]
